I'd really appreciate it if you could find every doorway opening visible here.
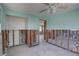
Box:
[39,19,47,43]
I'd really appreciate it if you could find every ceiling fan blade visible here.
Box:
[49,6,56,14]
[42,3,49,6]
[53,6,56,13]
[49,8,53,14]
[51,3,56,6]
[40,8,48,13]
[43,3,57,6]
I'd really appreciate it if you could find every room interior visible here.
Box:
[0,3,79,56]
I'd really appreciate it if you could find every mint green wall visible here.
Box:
[5,10,40,30]
[1,4,79,30]
[0,6,1,24]
[27,16,40,29]
[0,5,6,30]
[1,4,50,30]
[47,9,79,29]
[1,4,42,30]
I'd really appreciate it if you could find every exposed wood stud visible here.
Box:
[13,30,15,47]
[67,30,70,49]
[60,30,62,47]
[55,30,57,45]
[77,31,79,52]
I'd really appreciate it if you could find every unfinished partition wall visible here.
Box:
[8,30,26,47]
[27,30,39,47]
[45,29,79,54]
[2,29,39,48]
[4,16,27,47]
[2,30,9,54]
[2,30,27,53]
[19,30,26,45]
[3,15,40,48]
[1,30,28,54]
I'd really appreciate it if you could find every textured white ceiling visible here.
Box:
[2,3,79,16]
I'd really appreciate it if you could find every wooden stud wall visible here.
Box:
[77,31,79,53]
[2,30,9,54]
[2,30,39,49]
[44,29,79,54]
[2,29,79,54]
[26,30,39,47]
[27,30,31,47]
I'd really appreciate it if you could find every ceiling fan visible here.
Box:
[40,3,68,14]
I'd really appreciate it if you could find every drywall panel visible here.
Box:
[5,16,26,30]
